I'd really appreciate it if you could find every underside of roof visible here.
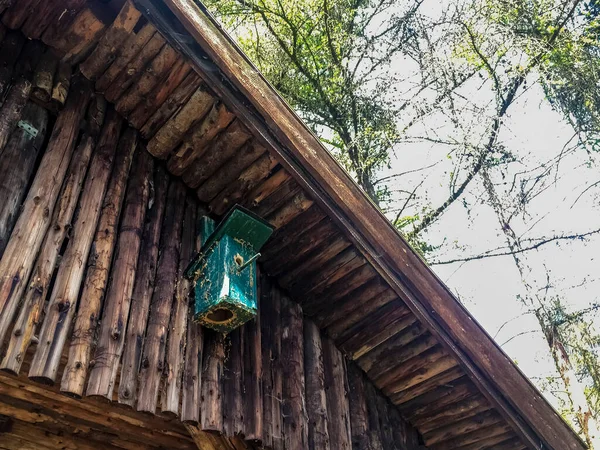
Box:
[0,0,587,449]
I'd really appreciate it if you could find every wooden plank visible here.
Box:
[118,165,170,406]
[304,321,330,450]
[1,127,92,375]
[0,78,31,155]
[265,190,313,229]
[242,310,263,442]
[64,137,148,397]
[0,102,48,258]
[415,395,492,434]
[281,296,308,449]
[0,76,91,348]
[28,109,122,384]
[136,180,186,412]
[162,194,197,415]
[391,367,466,406]
[223,328,244,436]
[143,1,579,447]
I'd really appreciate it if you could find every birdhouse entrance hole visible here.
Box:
[206,308,234,324]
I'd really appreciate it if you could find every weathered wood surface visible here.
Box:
[322,337,352,450]
[31,48,58,104]
[51,61,71,107]
[28,107,122,384]
[63,132,145,397]
[281,296,308,449]
[201,330,225,433]
[1,130,92,375]
[0,78,31,154]
[80,0,142,81]
[0,76,90,348]
[118,165,170,406]
[223,328,244,437]
[304,321,330,450]
[162,195,197,416]
[0,102,48,257]
[82,129,144,399]
[136,180,186,413]
[0,31,25,97]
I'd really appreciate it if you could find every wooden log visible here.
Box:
[2,0,39,30]
[281,296,308,449]
[167,102,235,176]
[273,233,349,284]
[356,322,427,375]
[196,141,266,203]
[147,87,214,159]
[253,178,300,219]
[128,58,192,130]
[363,382,383,450]
[161,194,197,415]
[0,102,48,258]
[135,180,186,412]
[291,248,364,298]
[325,287,398,341]
[260,205,326,262]
[118,165,170,407]
[139,71,201,139]
[0,0,16,15]
[80,0,143,81]
[62,132,145,397]
[391,367,465,406]
[347,364,370,450]
[428,423,513,450]
[241,314,262,442]
[86,95,107,138]
[259,275,282,448]
[116,44,179,116]
[223,328,244,436]
[266,190,313,231]
[104,32,167,104]
[31,49,59,104]
[48,7,107,65]
[262,219,337,277]
[373,393,394,450]
[245,169,291,209]
[340,302,417,359]
[181,313,203,423]
[96,22,156,93]
[334,297,410,347]
[0,78,32,155]
[461,433,522,450]
[209,153,278,216]
[0,31,25,98]
[51,62,72,108]
[0,130,91,375]
[383,354,458,396]
[182,120,252,189]
[304,321,330,450]
[303,265,378,319]
[12,39,45,84]
[368,335,438,383]
[0,76,91,347]
[415,396,492,434]
[322,337,351,450]
[28,108,122,384]
[37,0,87,44]
[395,380,475,422]
[201,330,226,433]
[376,345,449,390]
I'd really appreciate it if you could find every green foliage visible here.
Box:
[204,0,422,204]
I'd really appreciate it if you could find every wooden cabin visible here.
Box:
[0,1,587,449]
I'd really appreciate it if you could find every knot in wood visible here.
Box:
[111,329,120,340]
[33,196,41,205]
[142,357,149,368]
[13,328,22,337]
[57,301,70,313]
[122,388,130,398]
[75,362,82,369]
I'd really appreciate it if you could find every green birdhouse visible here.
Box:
[185,206,274,333]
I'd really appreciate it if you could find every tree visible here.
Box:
[205,0,424,204]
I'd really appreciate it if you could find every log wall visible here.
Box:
[0,27,426,450]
